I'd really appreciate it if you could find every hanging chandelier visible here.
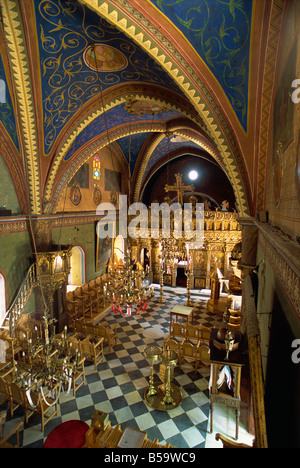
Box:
[13,313,83,406]
[103,247,154,316]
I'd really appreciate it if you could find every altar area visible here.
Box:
[1,286,254,449]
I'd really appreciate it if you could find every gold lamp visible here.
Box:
[224,328,235,361]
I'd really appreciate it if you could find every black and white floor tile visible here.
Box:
[1,287,254,448]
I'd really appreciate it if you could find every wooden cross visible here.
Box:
[164,173,194,205]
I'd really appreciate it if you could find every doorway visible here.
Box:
[67,246,85,292]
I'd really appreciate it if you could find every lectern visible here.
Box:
[209,329,244,440]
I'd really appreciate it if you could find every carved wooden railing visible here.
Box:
[242,274,268,448]
[2,263,38,336]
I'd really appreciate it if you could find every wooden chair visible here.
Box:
[88,280,104,312]
[66,357,86,397]
[163,337,180,355]
[96,422,114,448]
[73,320,86,336]
[81,284,94,319]
[0,411,23,448]
[198,325,211,344]
[85,323,96,337]
[66,334,81,352]
[10,382,33,425]
[0,333,21,365]
[215,433,254,448]
[74,288,86,318]
[178,340,200,374]
[198,344,211,365]
[95,323,117,352]
[0,377,18,418]
[185,324,199,343]
[106,424,123,448]
[170,322,185,341]
[80,337,104,370]
[27,384,59,432]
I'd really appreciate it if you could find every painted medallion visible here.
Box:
[83,44,128,72]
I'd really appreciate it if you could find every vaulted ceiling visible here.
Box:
[0,0,286,217]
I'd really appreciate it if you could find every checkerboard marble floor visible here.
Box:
[1,287,254,448]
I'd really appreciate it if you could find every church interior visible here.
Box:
[0,0,299,449]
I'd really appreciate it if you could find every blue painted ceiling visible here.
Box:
[150,0,253,131]
[0,0,255,208]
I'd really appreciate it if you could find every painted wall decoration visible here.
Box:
[83,44,128,72]
[68,163,89,188]
[105,169,122,193]
[274,142,283,207]
[273,41,297,154]
[110,191,118,206]
[151,0,253,132]
[125,98,169,115]
[96,221,114,271]
[93,186,102,205]
[70,184,82,206]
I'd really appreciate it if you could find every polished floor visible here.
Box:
[1,287,254,448]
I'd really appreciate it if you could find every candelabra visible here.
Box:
[104,248,154,316]
[158,245,165,304]
[158,236,181,303]
[14,314,82,404]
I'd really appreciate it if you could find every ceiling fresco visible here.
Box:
[150,0,253,132]
[0,0,286,218]
[35,0,185,155]
[64,104,183,163]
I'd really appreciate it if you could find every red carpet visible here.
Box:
[43,420,89,448]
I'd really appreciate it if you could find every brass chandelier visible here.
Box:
[14,314,82,406]
[104,247,154,316]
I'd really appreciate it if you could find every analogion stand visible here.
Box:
[209,329,245,440]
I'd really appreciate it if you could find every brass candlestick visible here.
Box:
[161,346,178,406]
[144,344,162,396]
[185,269,193,306]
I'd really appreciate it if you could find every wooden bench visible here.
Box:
[164,335,211,374]
[72,320,117,352]
[169,322,211,345]
[84,414,173,449]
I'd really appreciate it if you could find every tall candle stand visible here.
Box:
[144,344,162,396]
[158,246,165,304]
[185,250,193,307]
